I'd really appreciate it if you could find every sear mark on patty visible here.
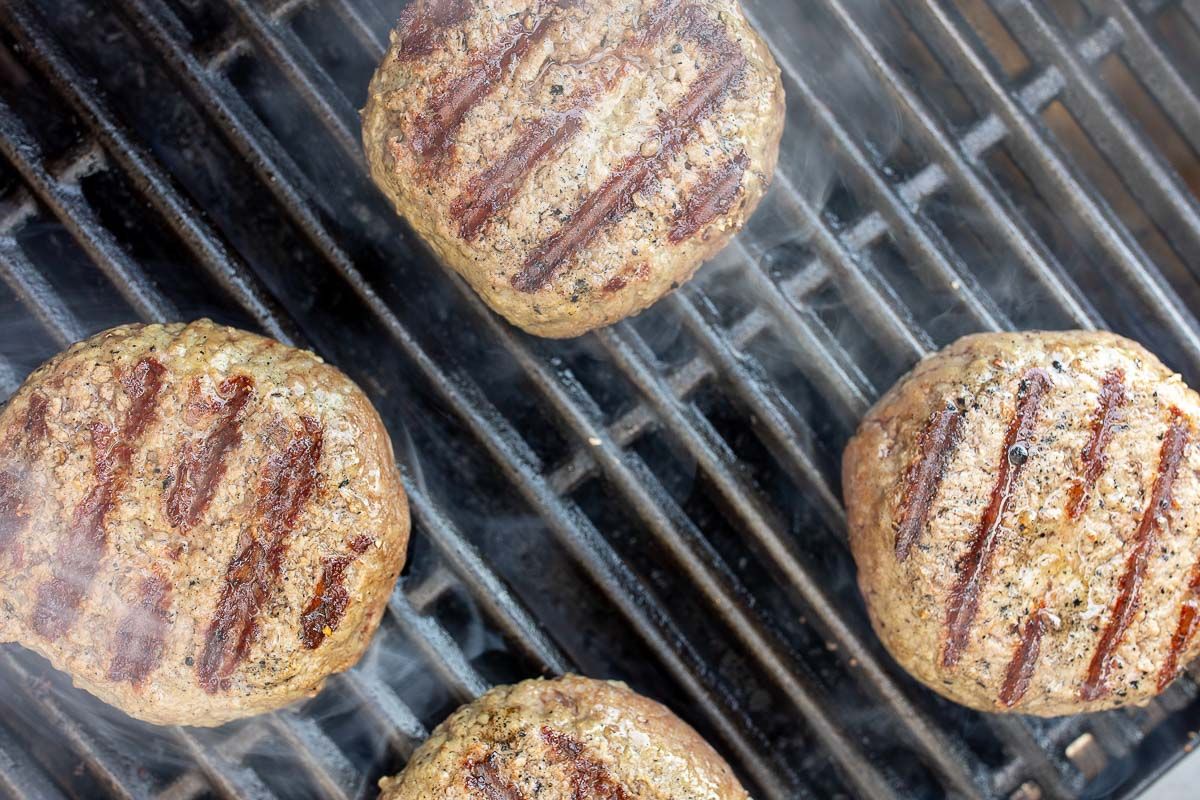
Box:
[669,149,749,243]
[894,402,963,562]
[108,574,172,687]
[0,394,52,560]
[998,599,1051,707]
[464,751,527,800]
[196,416,323,693]
[410,4,565,160]
[452,0,685,241]
[541,726,631,799]
[1067,368,1127,519]
[299,534,373,649]
[942,368,1053,668]
[1158,558,1200,691]
[395,0,474,61]
[165,375,255,533]
[33,358,167,640]
[511,4,747,293]
[1082,408,1190,701]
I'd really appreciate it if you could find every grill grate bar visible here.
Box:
[460,280,895,798]
[0,0,299,346]
[0,238,88,348]
[386,590,491,702]
[996,2,1200,276]
[742,0,1013,336]
[0,713,69,800]
[0,98,174,323]
[334,670,429,759]
[170,728,275,800]
[221,0,362,163]
[1084,0,1200,157]
[264,715,358,800]
[821,0,1101,330]
[112,0,335,224]
[903,0,1200,373]
[669,287,848,525]
[0,651,152,800]
[406,485,572,676]
[0,354,19,400]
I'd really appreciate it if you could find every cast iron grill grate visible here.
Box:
[1,0,1200,797]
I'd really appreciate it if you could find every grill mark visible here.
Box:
[0,395,51,559]
[395,0,474,61]
[165,375,255,532]
[668,149,749,243]
[894,403,963,561]
[942,368,1053,668]
[454,112,589,240]
[1158,560,1200,691]
[108,574,172,686]
[1067,369,1127,519]
[452,0,683,241]
[0,470,27,558]
[299,534,373,649]
[410,7,563,160]
[998,599,1050,707]
[32,358,166,640]
[18,394,49,450]
[1082,409,1190,701]
[632,0,684,47]
[540,727,631,800]
[464,752,527,800]
[196,416,323,693]
[512,5,746,293]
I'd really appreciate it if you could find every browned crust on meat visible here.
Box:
[998,598,1049,708]
[1066,368,1127,519]
[378,675,748,799]
[844,330,1200,715]
[108,574,172,687]
[941,368,1052,668]
[363,0,785,337]
[893,403,962,561]
[511,4,748,293]
[1159,560,1200,691]
[395,0,475,61]
[165,375,255,532]
[1081,408,1190,701]
[0,320,409,726]
[299,533,374,649]
[196,415,324,693]
[33,357,168,641]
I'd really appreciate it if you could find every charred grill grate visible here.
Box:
[1,0,1200,797]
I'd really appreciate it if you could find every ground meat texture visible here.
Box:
[843,331,1200,715]
[0,320,409,726]
[378,674,749,800]
[362,0,785,338]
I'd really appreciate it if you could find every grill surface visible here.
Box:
[1,0,1200,798]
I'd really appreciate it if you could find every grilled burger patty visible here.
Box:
[362,0,785,338]
[0,321,409,726]
[378,674,748,799]
[844,331,1200,714]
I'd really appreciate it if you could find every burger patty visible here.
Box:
[0,320,409,726]
[362,0,785,338]
[378,674,749,799]
[843,331,1200,715]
